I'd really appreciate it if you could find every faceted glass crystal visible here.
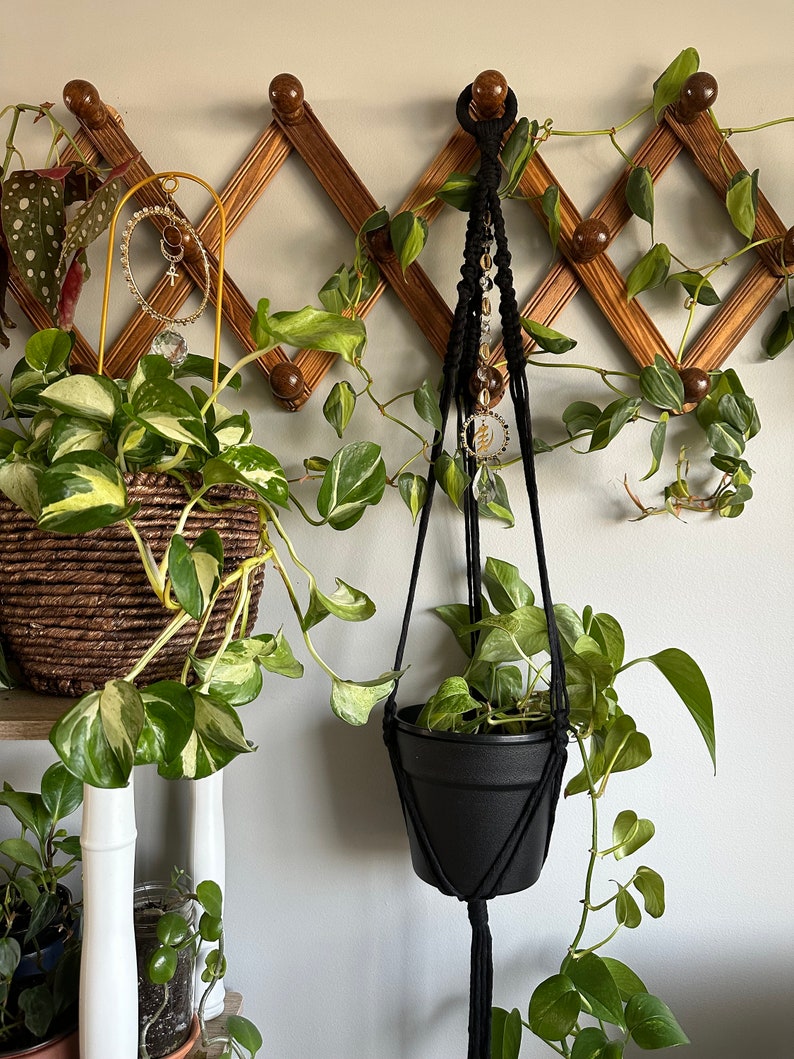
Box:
[151,328,189,366]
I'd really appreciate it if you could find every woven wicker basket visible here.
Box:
[0,473,266,697]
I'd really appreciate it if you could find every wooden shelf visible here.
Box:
[189,992,244,1058]
[0,688,75,740]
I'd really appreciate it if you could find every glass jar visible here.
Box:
[133,882,195,1059]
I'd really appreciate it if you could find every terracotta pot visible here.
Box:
[0,1027,79,1059]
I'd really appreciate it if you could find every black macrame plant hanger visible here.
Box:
[382,82,571,1059]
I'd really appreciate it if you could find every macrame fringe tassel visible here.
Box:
[467,898,493,1059]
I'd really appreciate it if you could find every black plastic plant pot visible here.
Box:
[394,705,558,897]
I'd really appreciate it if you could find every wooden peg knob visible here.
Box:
[471,70,508,119]
[180,230,203,267]
[269,74,305,125]
[63,79,108,129]
[269,361,305,402]
[676,72,718,125]
[571,217,611,262]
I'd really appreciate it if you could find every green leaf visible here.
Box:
[603,714,652,780]
[168,529,223,620]
[718,392,759,437]
[251,300,367,366]
[568,952,626,1029]
[491,1006,522,1059]
[156,911,192,946]
[228,1015,263,1057]
[50,679,145,788]
[136,681,195,766]
[500,118,539,197]
[330,671,400,726]
[571,1026,609,1059]
[148,944,178,985]
[413,378,442,432]
[634,865,665,918]
[0,456,42,518]
[521,317,576,354]
[434,450,470,510]
[0,837,42,871]
[625,993,689,1049]
[611,810,655,860]
[252,631,304,679]
[434,172,478,211]
[0,937,21,978]
[199,911,223,942]
[600,958,647,1001]
[626,243,670,301]
[726,169,758,241]
[563,401,602,437]
[398,472,427,525]
[24,328,74,373]
[2,171,65,319]
[158,690,254,780]
[615,885,642,929]
[18,981,55,1037]
[472,606,549,665]
[765,307,794,359]
[643,647,715,769]
[323,380,357,439]
[130,378,207,450]
[316,441,386,529]
[417,676,479,729]
[204,444,289,507]
[483,556,534,613]
[667,270,721,306]
[303,577,376,631]
[588,613,625,670]
[37,448,138,533]
[318,264,352,315]
[639,355,685,412]
[477,467,514,527]
[190,642,264,707]
[196,879,223,917]
[47,414,105,462]
[358,207,389,238]
[389,211,428,273]
[652,48,700,122]
[626,166,654,230]
[640,413,669,481]
[528,973,581,1041]
[41,373,121,423]
[40,761,83,824]
[586,398,642,452]
[541,184,561,256]
[174,353,242,391]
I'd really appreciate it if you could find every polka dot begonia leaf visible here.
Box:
[1,171,66,321]
[58,177,123,272]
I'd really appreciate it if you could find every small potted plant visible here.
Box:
[135,873,260,1059]
[0,762,83,1058]
[396,554,715,1056]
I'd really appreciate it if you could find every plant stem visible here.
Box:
[561,731,599,974]
[124,610,194,682]
[549,104,653,138]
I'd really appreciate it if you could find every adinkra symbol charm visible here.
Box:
[460,409,510,462]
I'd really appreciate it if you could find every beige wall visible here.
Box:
[2,2,793,1056]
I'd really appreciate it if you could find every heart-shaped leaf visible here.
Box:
[528,973,581,1041]
[316,441,386,529]
[611,809,655,860]
[323,380,357,438]
[652,47,700,122]
[38,450,137,533]
[330,671,400,725]
[168,529,223,620]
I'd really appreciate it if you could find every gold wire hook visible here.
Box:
[97,170,226,389]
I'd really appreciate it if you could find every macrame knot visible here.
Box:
[467,897,489,928]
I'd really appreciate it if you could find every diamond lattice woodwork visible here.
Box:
[6,71,791,411]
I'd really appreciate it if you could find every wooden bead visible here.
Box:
[269,74,305,124]
[571,218,610,262]
[678,366,711,404]
[469,364,504,404]
[269,361,305,401]
[180,230,202,267]
[63,79,108,129]
[471,70,508,119]
[365,226,395,263]
[676,72,718,125]
[162,225,182,251]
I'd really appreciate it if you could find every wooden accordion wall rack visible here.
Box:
[6,70,791,411]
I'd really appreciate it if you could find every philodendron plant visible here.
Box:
[417,556,715,1057]
[0,305,399,788]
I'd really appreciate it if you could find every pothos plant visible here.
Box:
[0,99,133,345]
[415,555,715,1057]
[138,873,261,1059]
[312,47,793,521]
[0,310,400,788]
